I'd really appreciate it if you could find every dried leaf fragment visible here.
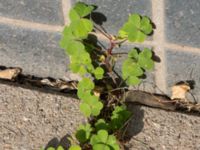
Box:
[0,68,21,80]
[171,82,190,101]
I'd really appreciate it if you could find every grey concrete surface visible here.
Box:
[165,0,200,47]
[0,83,84,150]
[0,83,199,150]
[166,49,200,102]
[0,24,68,78]
[126,105,200,150]
[0,0,64,25]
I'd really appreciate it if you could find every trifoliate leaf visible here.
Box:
[118,13,153,42]
[80,102,91,117]
[138,55,154,70]
[90,130,108,145]
[78,65,87,75]
[97,130,108,143]
[66,40,85,55]
[128,49,139,59]
[69,145,82,150]
[82,52,92,64]
[69,62,80,73]
[93,67,104,79]
[75,123,93,143]
[69,9,80,21]
[57,146,64,150]
[47,147,55,150]
[93,144,110,150]
[71,19,93,38]
[73,2,94,18]
[127,28,139,42]
[91,101,103,116]
[122,59,143,79]
[141,16,152,34]
[107,135,120,150]
[95,119,109,131]
[128,14,140,28]
[127,76,141,85]
[140,48,152,58]
[90,130,120,150]
[111,105,131,130]
[78,78,94,91]
[59,26,75,50]
[136,31,146,42]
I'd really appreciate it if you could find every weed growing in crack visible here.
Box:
[44,2,155,150]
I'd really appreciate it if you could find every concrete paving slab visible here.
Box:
[0,24,68,78]
[0,83,84,150]
[0,83,199,150]
[166,49,200,103]
[0,0,64,25]
[165,0,200,47]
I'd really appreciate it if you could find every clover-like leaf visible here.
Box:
[140,16,152,34]
[90,130,120,150]
[73,2,94,18]
[119,13,153,42]
[93,144,110,150]
[122,59,143,79]
[71,19,93,38]
[69,9,80,21]
[93,67,104,79]
[91,101,103,116]
[75,123,93,143]
[138,49,154,70]
[69,145,82,150]
[127,76,141,85]
[128,48,139,59]
[57,146,64,150]
[80,102,91,117]
[110,105,131,130]
[128,14,141,28]
[95,119,109,131]
[47,147,55,150]
[140,48,152,58]
[66,40,85,55]
[78,78,94,91]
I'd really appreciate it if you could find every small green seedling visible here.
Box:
[59,2,154,149]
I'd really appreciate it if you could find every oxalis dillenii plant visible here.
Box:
[53,2,154,150]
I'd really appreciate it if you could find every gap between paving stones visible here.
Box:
[0,66,200,116]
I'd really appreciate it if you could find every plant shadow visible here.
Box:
[44,134,71,150]
[122,104,144,141]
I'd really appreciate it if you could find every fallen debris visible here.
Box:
[0,67,22,80]
[0,65,199,115]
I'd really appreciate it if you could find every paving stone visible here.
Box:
[72,0,152,35]
[0,0,64,25]
[166,49,200,102]
[0,83,199,150]
[165,0,200,47]
[0,24,68,78]
[0,83,84,150]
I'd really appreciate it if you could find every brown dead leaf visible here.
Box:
[171,82,190,101]
[0,68,21,80]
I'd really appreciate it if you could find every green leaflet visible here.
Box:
[75,123,93,143]
[119,13,153,42]
[122,48,154,85]
[90,130,120,150]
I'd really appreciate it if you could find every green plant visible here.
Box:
[59,2,154,149]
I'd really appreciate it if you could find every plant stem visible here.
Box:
[94,24,112,40]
